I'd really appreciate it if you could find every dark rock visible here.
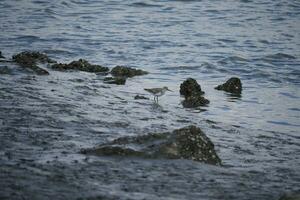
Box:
[180,78,204,98]
[134,95,149,100]
[13,51,56,63]
[182,95,210,108]
[111,66,148,78]
[12,51,53,75]
[215,77,242,94]
[103,77,126,85]
[180,78,209,107]
[51,59,109,73]
[82,125,221,165]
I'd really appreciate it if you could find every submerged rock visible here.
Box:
[215,77,242,94]
[52,59,109,73]
[180,78,204,98]
[180,78,209,107]
[182,95,210,108]
[82,125,221,165]
[111,66,148,77]
[103,77,126,85]
[12,51,54,75]
[134,95,149,100]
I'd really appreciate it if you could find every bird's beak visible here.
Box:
[167,88,173,92]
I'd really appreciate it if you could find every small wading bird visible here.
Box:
[144,86,172,103]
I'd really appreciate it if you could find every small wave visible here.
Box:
[159,65,201,71]
[171,0,200,2]
[32,0,48,4]
[267,120,300,127]
[288,108,300,112]
[217,39,237,44]
[204,9,220,14]
[218,56,249,64]
[130,2,162,8]
[44,8,57,15]
[258,39,270,44]
[279,92,299,99]
[264,53,296,60]
[15,35,41,41]
[200,62,217,69]
[43,49,75,57]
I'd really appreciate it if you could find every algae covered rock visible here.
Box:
[52,59,109,73]
[82,125,221,165]
[13,51,56,63]
[12,51,54,75]
[111,66,148,77]
[180,78,209,108]
[103,77,126,85]
[215,77,242,94]
[180,78,204,97]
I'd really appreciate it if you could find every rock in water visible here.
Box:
[103,77,126,85]
[180,78,209,107]
[111,66,148,77]
[12,51,54,75]
[82,125,221,165]
[13,51,56,63]
[180,78,204,97]
[215,77,242,94]
[51,59,109,73]
[182,95,210,108]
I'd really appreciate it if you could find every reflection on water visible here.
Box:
[225,93,242,101]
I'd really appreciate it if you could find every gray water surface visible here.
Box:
[0,0,300,199]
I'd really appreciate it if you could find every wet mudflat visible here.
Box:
[1,0,300,199]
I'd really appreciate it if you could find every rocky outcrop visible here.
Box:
[12,51,55,75]
[180,78,209,107]
[51,59,109,73]
[110,66,148,78]
[215,77,242,94]
[103,77,126,85]
[180,78,204,97]
[82,125,221,165]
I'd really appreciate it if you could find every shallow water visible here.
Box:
[0,0,300,199]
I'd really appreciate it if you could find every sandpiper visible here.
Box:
[144,86,172,103]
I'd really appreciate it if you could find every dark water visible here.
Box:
[0,0,300,199]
